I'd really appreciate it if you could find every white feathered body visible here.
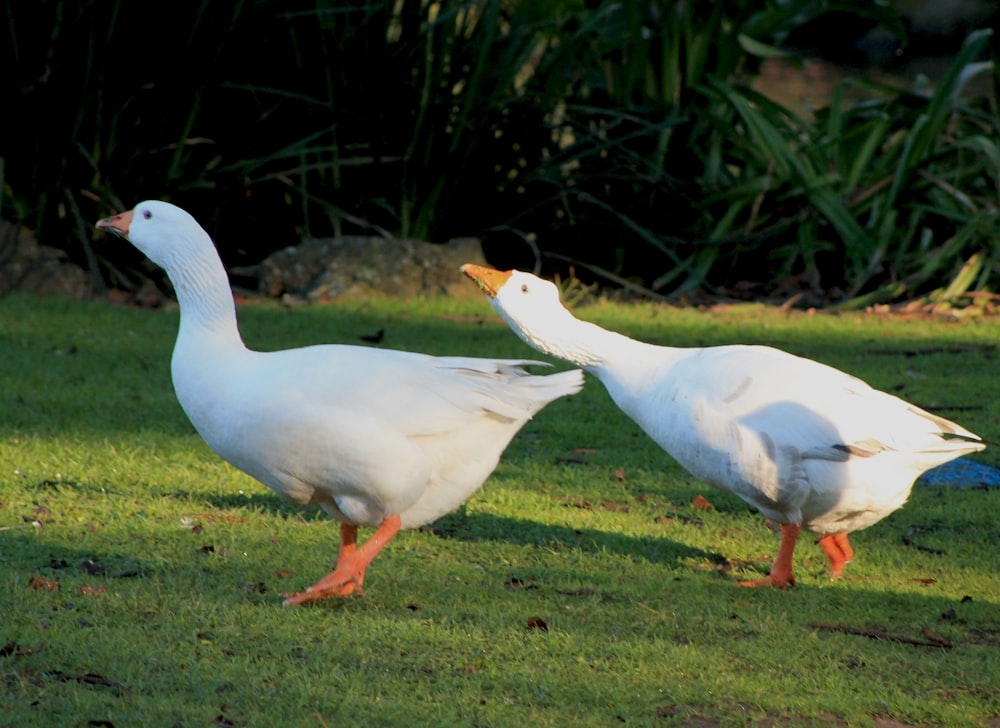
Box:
[171,339,581,529]
[595,341,979,534]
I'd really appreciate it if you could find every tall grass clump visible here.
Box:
[698,28,1000,309]
[495,0,906,294]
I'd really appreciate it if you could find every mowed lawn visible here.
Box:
[1,292,998,727]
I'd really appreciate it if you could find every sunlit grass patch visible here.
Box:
[1,294,998,726]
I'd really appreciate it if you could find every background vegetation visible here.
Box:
[1,0,998,306]
[1,294,999,725]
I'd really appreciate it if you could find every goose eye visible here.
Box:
[520,284,529,293]
[142,209,153,220]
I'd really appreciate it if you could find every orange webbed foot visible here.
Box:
[737,522,800,589]
[818,532,853,579]
[738,573,796,589]
[283,516,401,607]
[283,579,363,606]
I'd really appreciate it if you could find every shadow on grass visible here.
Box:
[432,507,726,563]
[193,489,728,569]
[0,530,153,583]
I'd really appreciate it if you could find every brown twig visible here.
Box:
[921,628,953,648]
[808,623,953,649]
[46,670,132,694]
[901,535,946,555]
[182,513,251,523]
[0,641,45,658]
[868,344,996,357]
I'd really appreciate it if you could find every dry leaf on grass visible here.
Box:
[526,616,548,632]
[28,576,59,592]
[691,494,713,510]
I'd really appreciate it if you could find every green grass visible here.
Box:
[1,293,999,727]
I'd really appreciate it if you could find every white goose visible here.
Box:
[462,264,985,587]
[95,202,583,605]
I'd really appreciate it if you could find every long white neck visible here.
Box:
[497,304,673,374]
[496,301,693,430]
[161,241,245,353]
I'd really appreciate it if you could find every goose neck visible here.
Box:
[167,246,243,349]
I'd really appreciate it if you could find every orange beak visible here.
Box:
[96,209,134,238]
[460,263,513,299]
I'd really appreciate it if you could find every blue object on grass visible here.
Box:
[919,457,1000,488]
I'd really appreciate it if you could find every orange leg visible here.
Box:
[283,515,402,605]
[739,522,799,588]
[818,532,853,578]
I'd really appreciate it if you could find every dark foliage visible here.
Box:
[1,0,997,305]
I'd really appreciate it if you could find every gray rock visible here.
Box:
[0,222,93,298]
[246,235,488,301]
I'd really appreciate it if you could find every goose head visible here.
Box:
[462,262,566,312]
[97,200,208,270]
[461,263,581,356]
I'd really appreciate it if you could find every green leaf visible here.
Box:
[737,33,796,60]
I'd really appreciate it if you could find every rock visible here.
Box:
[246,235,489,301]
[0,222,94,298]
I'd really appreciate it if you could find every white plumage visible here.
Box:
[462,264,984,587]
[95,202,582,604]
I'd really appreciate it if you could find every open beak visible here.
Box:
[460,263,512,299]
[96,209,134,239]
